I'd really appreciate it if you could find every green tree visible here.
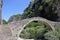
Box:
[8,14,22,23]
[22,0,59,21]
[3,20,7,24]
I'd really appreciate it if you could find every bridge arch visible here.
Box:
[18,17,55,38]
[9,17,56,40]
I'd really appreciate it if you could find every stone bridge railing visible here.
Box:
[0,17,59,40]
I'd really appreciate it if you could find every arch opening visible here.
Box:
[19,20,53,40]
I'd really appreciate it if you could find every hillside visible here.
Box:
[22,0,60,22]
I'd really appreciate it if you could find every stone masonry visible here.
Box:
[0,17,59,40]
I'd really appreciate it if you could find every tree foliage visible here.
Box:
[44,27,60,40]
[8,14,22,23]
[22,0,59,21]
[8,0,60,22]
[20,21,51,39]
[2,20,7,24]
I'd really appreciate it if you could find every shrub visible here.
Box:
[20,21,51,39]
[44,26,60,40]
[39,5,43,11]
[44,31,59,40]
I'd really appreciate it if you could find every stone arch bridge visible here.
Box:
[0,17,59,40]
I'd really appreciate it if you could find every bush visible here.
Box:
[20,21,51,39]
[34,0,39,3]
[44,31,59,40]
[3,20,8,24]
[39,5,43,11]
[44,26,60,40]
[20,21,60,40]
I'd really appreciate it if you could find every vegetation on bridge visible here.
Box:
[20,21,51,40]
[20,21,60,40]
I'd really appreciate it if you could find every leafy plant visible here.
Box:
[39,5,43,11]
[20,21,51,39]
[44,25,60,40]
[3,20,8,24]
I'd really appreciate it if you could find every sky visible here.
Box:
[2,0,31,21]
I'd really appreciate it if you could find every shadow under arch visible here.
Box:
[18,19,54,39]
